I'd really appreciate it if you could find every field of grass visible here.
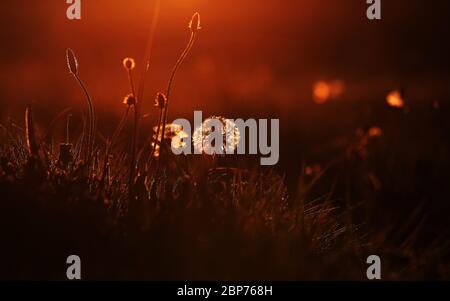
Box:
[1,104,449,280]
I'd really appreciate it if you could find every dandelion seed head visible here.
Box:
[193,116,240,154]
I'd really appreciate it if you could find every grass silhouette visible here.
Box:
[0,10,448,281]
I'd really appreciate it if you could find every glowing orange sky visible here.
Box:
[0,0,449,121]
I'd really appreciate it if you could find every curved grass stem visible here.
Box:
[159,32,196,157]
[74,74,95,165]
[123,64,141,191]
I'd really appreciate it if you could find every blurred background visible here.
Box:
[0,0,449,118]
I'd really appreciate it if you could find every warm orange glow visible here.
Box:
[151,124,188,157]
[330,80,345,96]
[305,164,321,176]
[368,126,382,138]
[313,81,330,104]
[313,80,345,104]
[386,90,404,108]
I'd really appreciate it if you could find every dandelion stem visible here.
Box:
[126,67,139,190]
[66,48,95,166]
[159,31,196,157]
[25,105,39,157]
[74,74,95,164]
[110,106,130,149]
[127,70,137,98]
[148,105,163,167]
